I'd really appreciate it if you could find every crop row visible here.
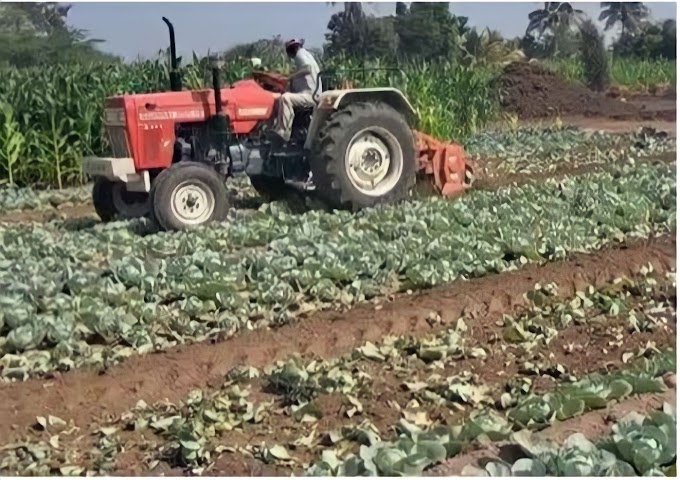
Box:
[306,350,676,476]
[545,57,676,92]
[0,161,676,380]
[466,126,675,179]
[0,126,673,214]
[0,57,496,188]
[462,404,676,477]
[0,269,674,475]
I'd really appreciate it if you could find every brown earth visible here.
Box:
[476,151,676,190]
[0,203,95,225]
[8,256,674,477]
[202,297,676,477]
[0,236,675,445]
[500,61,676,122]
[425,386,677,477]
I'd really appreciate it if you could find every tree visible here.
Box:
[395,3,467,61]
[395,2,408,16]
[599,2,650,42]
[661,19,676,59]
[579,19,610,92]
[0,3,118,67]
[222,36,289,65]
[612,19,676,59]
[526,2,585,56]
[324,3,397,60]
[0,2,71,35]
[462,28,525,66]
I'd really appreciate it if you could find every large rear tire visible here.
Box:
[309,102,416,210]
[150,162,229,231]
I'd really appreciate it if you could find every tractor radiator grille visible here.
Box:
[106,127,131,158]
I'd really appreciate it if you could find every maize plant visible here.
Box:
[0,57,498,188]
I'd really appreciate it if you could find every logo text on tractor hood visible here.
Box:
[237,107,269,117]
[138,110,205,121]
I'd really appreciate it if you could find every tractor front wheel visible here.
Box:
[309,102,416,210]
[150,162,229,231]
[92,177,149,222]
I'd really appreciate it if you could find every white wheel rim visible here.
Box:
[170,180,215,226]
[345,127,404,197]
[112,183,149,218]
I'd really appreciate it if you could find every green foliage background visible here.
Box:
[0,57,499,188]
[0,1,676,189]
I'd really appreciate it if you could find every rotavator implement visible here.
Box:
[83,17,474,231]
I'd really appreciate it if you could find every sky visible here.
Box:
[66,1,678,61]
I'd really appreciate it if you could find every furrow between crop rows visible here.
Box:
[0,268,674,476]
[0,235,674,444]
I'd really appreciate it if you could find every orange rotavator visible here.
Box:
[83,17,474,231]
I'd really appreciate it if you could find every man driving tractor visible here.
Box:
[270,39,322,143]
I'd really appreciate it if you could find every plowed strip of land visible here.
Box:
[425,385,677,477]
[476,152,676,190]
[0,236,674,442]
[0,143,675,226]
[5,272,674,477]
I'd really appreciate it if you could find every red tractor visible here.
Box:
[83,17,473,231]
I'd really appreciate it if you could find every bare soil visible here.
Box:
[201,305,676,477]
[0,236,674,444]
[500,61,677,122]
[425,386,677,477]
[476,151,676,190]
[14,248,674,476]
[0,203,94,225]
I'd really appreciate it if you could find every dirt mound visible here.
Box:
[499,61,667,121]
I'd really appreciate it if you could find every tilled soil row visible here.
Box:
[200,277,677,476]
[3,267,675,477]
[1,142,675,226]
[475,152,676,191]
[0,236,675,444]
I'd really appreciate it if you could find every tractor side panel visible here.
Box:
[122,83,276,170]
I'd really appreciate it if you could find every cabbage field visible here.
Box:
[0,125,676,476]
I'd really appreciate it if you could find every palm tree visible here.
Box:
[526,2,585,56]
[599,2,649,41]
[527,2,585,39]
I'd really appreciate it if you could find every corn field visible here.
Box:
[1,54,673,189]
[0,56,498,189]
[545,56,676,91]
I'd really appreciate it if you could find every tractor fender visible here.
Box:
[305,88,418,150]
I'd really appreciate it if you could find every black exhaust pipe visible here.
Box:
[212,66,223,115]
[210,60,229,163]
[162,17,182,92]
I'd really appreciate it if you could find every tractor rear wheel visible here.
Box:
[92,178,149,222]
[309,102,416,210]
[150,162,229,231]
